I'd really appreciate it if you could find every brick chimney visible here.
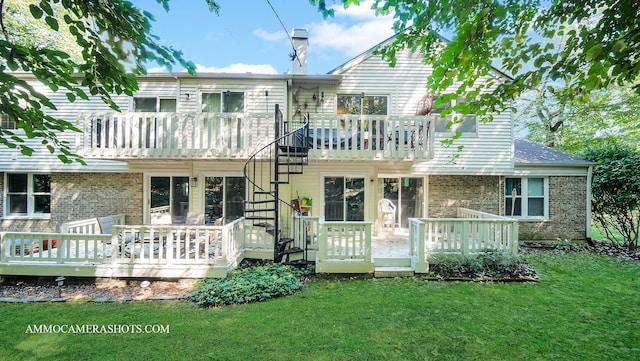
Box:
[291,28,308,75]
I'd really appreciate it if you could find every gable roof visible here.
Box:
[327,30,512,80]
[514,138,594,166]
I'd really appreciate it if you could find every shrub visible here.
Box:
[428,251,536,280]
[582,143,640,249]
[188,263,314,307]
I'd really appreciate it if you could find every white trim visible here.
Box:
[3,173,51,218]
[504,176,549,219]
[321,173,368,222]
[586,165,593,239]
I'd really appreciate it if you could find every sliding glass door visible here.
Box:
[379,177,424,228]
[150,176,189,224]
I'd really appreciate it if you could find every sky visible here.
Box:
[130,0,397,75]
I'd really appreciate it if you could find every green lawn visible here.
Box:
[1,251,639,361]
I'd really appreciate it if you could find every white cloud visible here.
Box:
[253,29,286,42]
[144,63,279,75]
[308,0,395,57]
[195,63,279,74]
[146,66,168,73]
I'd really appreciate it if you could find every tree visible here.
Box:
[582,143,640,249]
[0,0,219,163]
[312,0,640,131]
[518,85,640,154]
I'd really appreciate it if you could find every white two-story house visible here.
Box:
[0,29,593,278]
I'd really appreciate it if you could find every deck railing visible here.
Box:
[309,114,433,160]
[0,218,245,278]
[76,112,274,159]
[317,221,373,262]
[76,112,433,161]
[409,208,519,263]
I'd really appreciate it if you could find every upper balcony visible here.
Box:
[75,112,433,161]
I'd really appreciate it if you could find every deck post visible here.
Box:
[461,220,470,257]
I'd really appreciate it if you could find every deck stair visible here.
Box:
[243,104,310,264]
[374,257,415,278]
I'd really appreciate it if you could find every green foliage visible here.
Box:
[312,0,640,129]
[428,250,534,279]
[0,0,219,163]
[188,263,314,307]
[519,85,640,153]
[582,143,640,249]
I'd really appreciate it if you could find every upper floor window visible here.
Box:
[201,92,244,113]
[1,114,17,130]
[4,173,51,216]
[337,94,387,115]
[133,97,176,112]
[505,177,548,218]
[433,96,477,135]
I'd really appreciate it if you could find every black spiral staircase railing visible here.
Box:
[243,104,310,264]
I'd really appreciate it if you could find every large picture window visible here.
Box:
[324,176,365,221]
[5,173,51,216]
[337,94,387,115]
[201,92,244,113]
[505,177,548,218]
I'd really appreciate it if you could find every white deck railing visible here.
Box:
[76,112,433,161]
[76,112,274,159]
[309,114,433,160]
[0,218,245,278]
[317,221,373,262]
[409,208,519,266]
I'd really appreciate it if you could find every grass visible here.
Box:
[1,251,639,360]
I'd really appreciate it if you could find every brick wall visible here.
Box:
[1,172,143,232]
[428,175,589,242]
[428,175,502,217]
[517,176,588,241]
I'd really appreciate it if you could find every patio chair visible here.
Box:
[378,199,397,233]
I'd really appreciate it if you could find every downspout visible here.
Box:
[586,165,593,240]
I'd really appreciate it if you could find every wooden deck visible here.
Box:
[0,209,517,278]
[75,112,433,161]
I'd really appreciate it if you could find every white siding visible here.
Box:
[1,75,288,172]
[332,49,514,175]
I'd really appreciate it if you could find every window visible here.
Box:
[5,173,51,216]
[1,114,16,130]
[324,176,365,221]
[201,92,244,113]
[433,96,477,135]
[133,97,176,112]
[505,177,547,218]
[204,176,245,223]
[337,95,387,115]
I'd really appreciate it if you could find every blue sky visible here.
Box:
[130,0,397,75]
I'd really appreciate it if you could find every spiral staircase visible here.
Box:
[243,104,310,264]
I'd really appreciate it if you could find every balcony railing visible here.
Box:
[76,112,433,161]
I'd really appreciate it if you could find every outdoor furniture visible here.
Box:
[378,199,397,233]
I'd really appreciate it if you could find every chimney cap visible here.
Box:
[292,28,308,39]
